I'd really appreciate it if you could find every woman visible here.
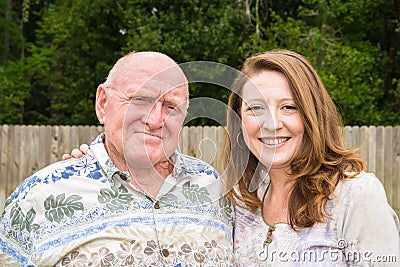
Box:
[221,49,400,266]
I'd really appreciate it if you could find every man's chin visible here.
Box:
[126,160,154,172]
[125,153,163,167]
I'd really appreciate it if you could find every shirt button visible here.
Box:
[161,248,169,257]
[119,173,128,181]
[154,202,160,209]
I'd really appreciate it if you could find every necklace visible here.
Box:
[263,224,276,248]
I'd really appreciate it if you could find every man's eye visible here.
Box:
[131,97,153,105]
[131,97,146,102]
[248,105,264,111]
[165,104,183,116]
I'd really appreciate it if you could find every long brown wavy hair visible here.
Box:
[221,49,366,229]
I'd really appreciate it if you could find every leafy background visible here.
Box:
[0,0,399,126]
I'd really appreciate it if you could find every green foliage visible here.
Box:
[0,0,25,65]
[0,65,28,123]
[315,44,383,125]
[26,0,126,124]
[0,0,399,126]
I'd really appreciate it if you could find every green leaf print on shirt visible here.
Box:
[2,199,12,216]
[44,194,83,223]
[182,181,211,205]
[9,205,40,234]
[219,195,233,219]
[98,184,133,212]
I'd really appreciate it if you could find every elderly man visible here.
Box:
[0,52,234,266]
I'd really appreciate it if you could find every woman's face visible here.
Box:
[240,70,304,170]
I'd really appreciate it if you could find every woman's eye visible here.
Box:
[282,105,298,111]
[245,105,266,116]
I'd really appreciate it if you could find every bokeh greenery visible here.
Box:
[1,0,399,126]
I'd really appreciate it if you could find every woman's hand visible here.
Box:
[62,144,89,160]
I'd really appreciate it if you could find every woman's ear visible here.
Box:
[95,85,107,124]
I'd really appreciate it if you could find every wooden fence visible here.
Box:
[0,125,399,216]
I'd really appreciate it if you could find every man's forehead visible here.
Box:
[132,77,187,94]
[120,81,187,106]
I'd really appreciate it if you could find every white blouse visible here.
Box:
[234,172,400,266]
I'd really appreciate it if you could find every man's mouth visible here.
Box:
[144,132,162,139]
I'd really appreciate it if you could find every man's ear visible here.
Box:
[96,85,107,124]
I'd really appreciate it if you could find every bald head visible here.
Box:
[104,51,188,93]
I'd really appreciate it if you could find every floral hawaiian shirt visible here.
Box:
[0,134,234,266]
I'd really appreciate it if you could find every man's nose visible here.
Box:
[145,102,164,129]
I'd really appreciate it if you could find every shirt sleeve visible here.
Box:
[336,172,400,266]
[0,198,35,266]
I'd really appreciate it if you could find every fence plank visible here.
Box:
[359,126,369,168]
[71,125,79,150]
[384,126,394,205]
[179,126,189,156]
[392,126,400,215]
[7,126,16,202]
[38,125,49,173]
[215,126,225,172]
[201,126,218,166]
[0,125,8,211]
[351,126,360,151]
[58,125,67,159]
[51,126,59,161]
[19,125,29,181]
[188,126,201,159]
[344,126,353,148]
[375,126,385,183]
[368,126,376,174]
[89,126,99,144]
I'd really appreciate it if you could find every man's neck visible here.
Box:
[102,136,175,199]
[129,160,174,199]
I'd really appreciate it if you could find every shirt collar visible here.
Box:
[88,133,187,180]
[171,151,190,177]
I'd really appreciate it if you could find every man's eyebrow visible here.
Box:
[131,88,158,98]
[163,96,187,106]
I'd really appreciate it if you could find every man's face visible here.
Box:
[123,78,188,169]
[98,54,188,170]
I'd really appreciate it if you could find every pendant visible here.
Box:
[263,224,275,248]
